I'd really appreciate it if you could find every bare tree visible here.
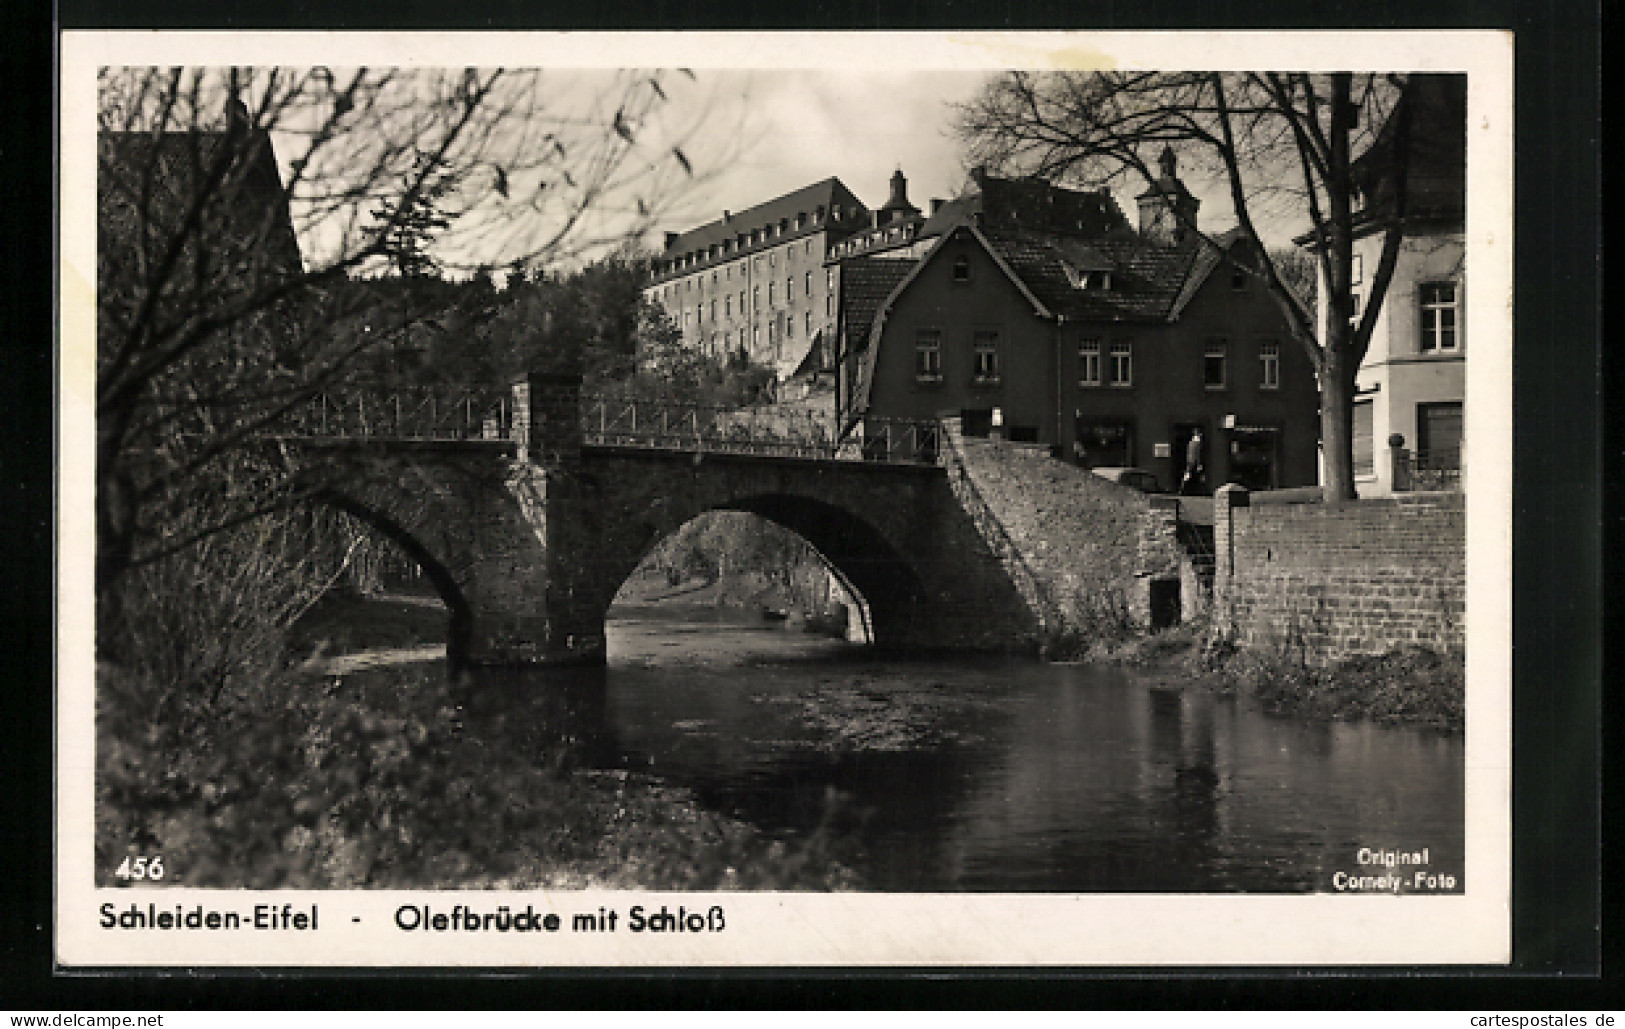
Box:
[956,71,1452,500]
[96,66,721,597]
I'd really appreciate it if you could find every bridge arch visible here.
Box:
[600,493,932,647]
[307,486,476,668]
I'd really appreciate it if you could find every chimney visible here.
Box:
[664,231,679,250]
[723,210,731,222]
[930,198,945,215]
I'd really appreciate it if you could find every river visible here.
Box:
[339,605,1465,893]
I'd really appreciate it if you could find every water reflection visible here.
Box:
[345,613,1464,893]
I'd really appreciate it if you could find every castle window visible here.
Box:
[1204,338,1228,390]
[1420,282,1459,352]
[1079,339,1102,387]
[915,330,943,382]
[1259,340,1280,390]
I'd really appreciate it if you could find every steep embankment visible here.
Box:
[940,422,1184,652]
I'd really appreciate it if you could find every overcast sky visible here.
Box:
[644,68,1288,253]
[653,70,994,236]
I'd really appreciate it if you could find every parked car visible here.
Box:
[1090,466,1163,493]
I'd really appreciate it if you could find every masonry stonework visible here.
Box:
[1214,485,1465,661]
[941,421,1197,639]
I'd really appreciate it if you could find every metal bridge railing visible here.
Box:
[292,386,514,442]
[579,395,941,466]
[281,385,942,466]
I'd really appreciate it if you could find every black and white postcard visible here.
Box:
[57,29,1514,967]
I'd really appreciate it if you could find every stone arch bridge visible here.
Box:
[281,374,1188,666]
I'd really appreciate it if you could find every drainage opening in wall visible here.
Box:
[1149,577,1182,630]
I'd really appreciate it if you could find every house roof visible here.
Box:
[981,229,1233,323]
[1351,73,1466,227]
[650,177,867,282]
[844,222,1247,422]
[838,256,920,350]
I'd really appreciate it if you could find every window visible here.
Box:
[1204,339,1228,390]
[739,290,745,312]
[709,300,716,321]
[826,295,833,317]
[951,255,971,283]
[724,295,731,317]
[1231,266,1248,291]
[1420,282,1459,352]
[1074,419,1135,468]
[753,285,760,311]
[786,278,792,305]
[768,281,775,305]
[769,251,776,267]
[1259,340,1281,390]
[827,268,835,291]
[805,271,813,297]
[1078,339,1102,387]
[786,316,794,340]
[1109,341,1133,387]
[804,310,812,337]
[711,271,718,287]
[915,330,942,382]
[972,331,1001,384]
[753,324,760,348]
[1351,252,1364,286]
[1353,399,1375,477]
[1417,401,1463,469]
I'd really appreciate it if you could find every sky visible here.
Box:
[252,65,1306,275]
[652,70,994,238]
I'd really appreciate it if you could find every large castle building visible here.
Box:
[643,177,872,381]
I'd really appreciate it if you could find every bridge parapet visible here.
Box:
[294,385,514,442]
[286,376,943,466]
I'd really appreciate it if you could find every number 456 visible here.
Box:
[114,855,164,881]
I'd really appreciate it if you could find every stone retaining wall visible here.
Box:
[940,421,1196,641]
[1214,484,1465,661]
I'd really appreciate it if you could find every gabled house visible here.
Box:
[1308,74,1467,493]
[838,160,1320,492]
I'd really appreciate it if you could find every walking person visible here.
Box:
[1181,428,1205,495]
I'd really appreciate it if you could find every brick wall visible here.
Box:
[1214,484,1465,661]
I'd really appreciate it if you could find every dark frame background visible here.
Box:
[3,0,1605,1009]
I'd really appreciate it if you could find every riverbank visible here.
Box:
[1080,622,1464,733]
[95,653,862,890]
